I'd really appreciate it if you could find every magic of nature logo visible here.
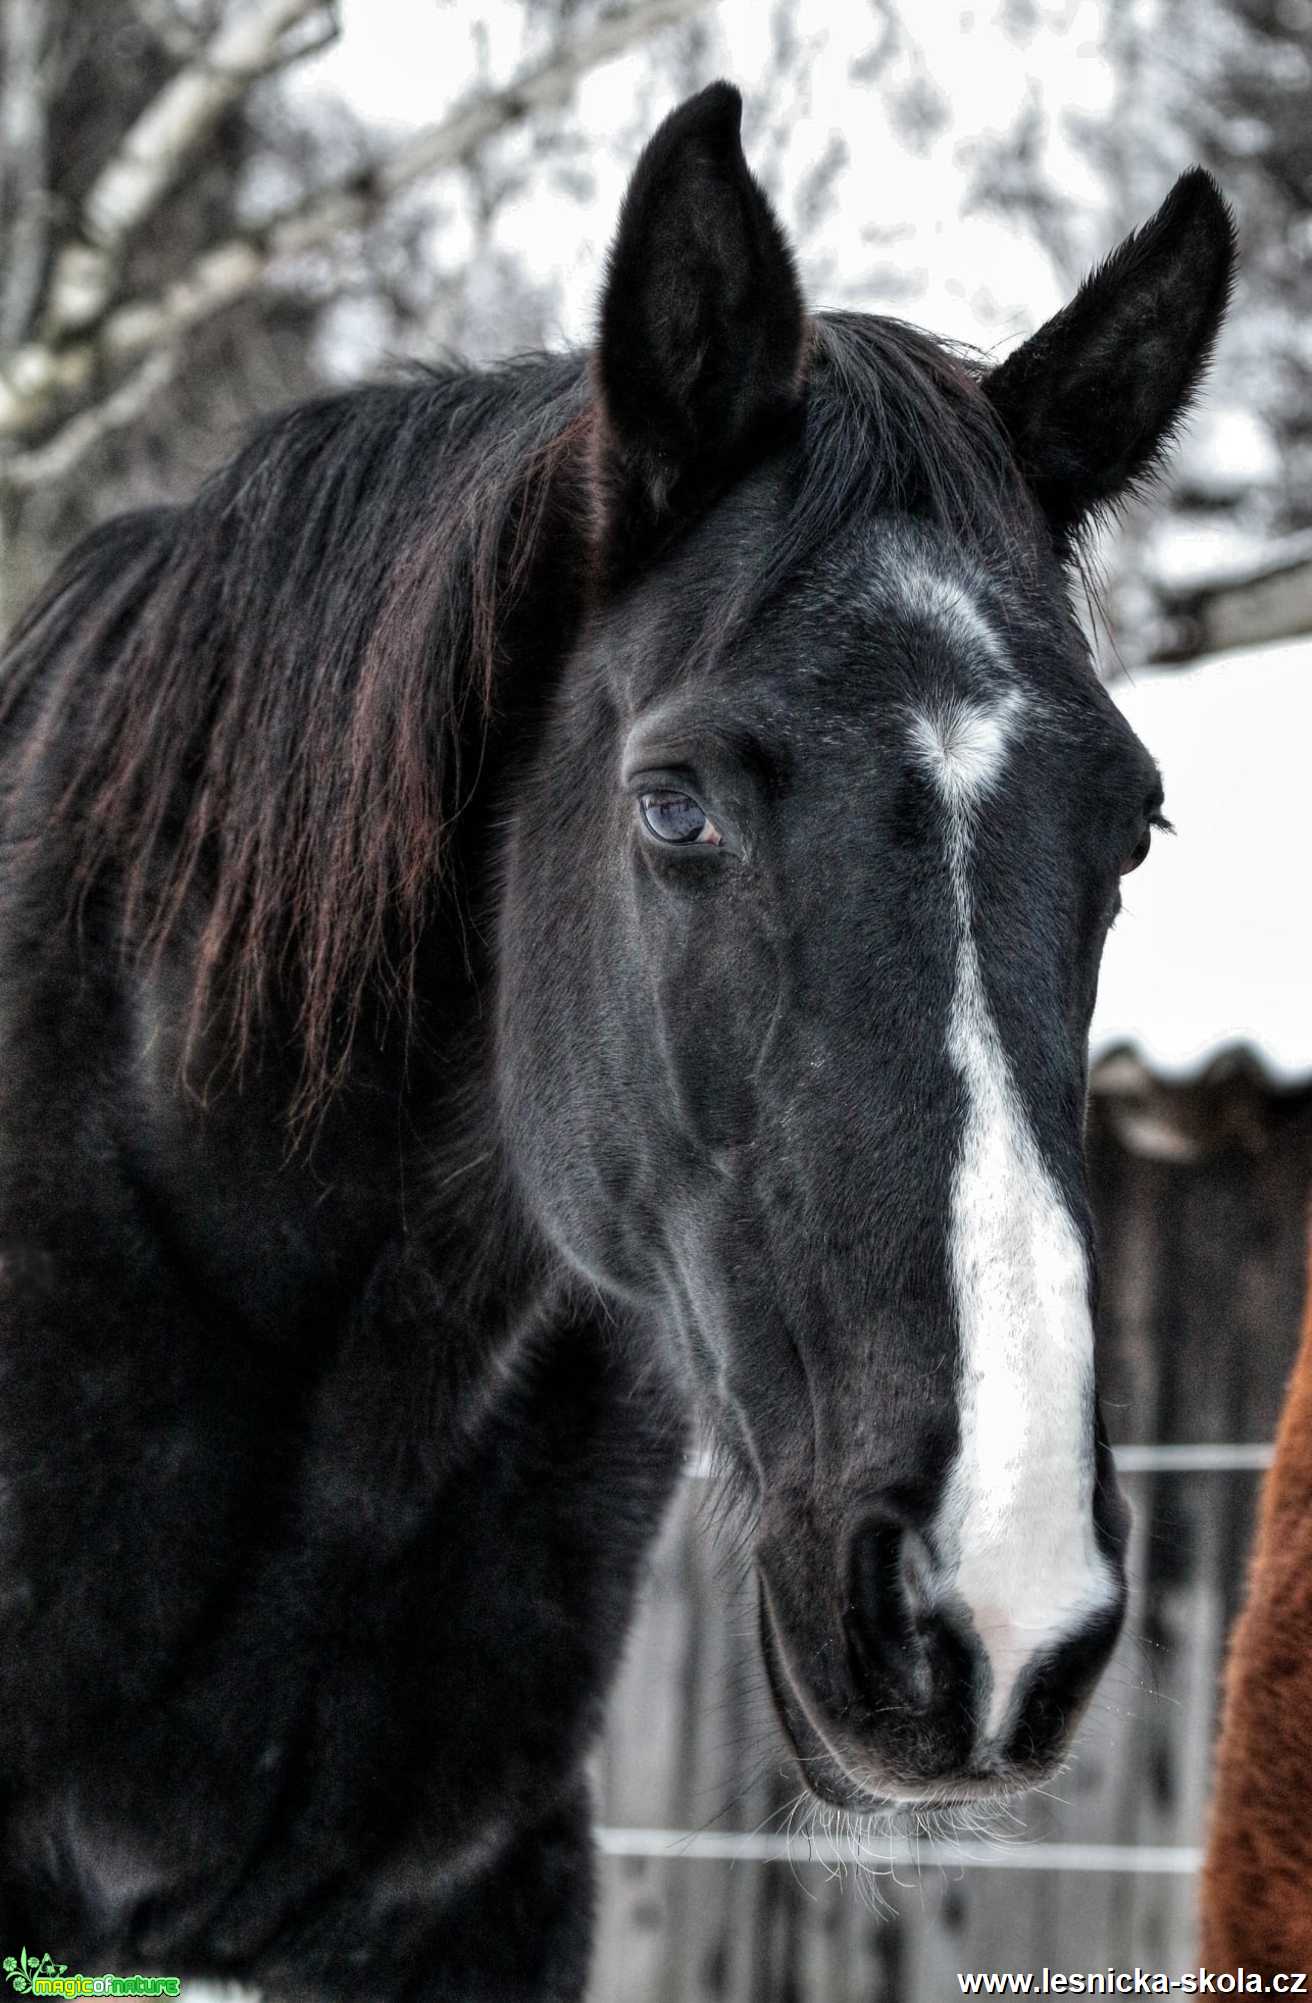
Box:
[3,1950,181,1997]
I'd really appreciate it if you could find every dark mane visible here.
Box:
[0,313,1027,1120]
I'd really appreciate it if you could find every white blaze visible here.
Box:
[909,681,1117,1745]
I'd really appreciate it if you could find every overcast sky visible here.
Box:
[301,0,1130,356]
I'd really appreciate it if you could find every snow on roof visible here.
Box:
[1089,634,1312,1085]
[1170,405,1280,506]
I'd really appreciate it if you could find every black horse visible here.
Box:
[0,83,1232,2003]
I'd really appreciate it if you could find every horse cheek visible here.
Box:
[650,928,776,1156]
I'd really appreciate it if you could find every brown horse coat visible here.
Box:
[1201,1232,1312,1973]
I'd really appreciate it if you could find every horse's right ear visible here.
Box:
[593,82,807,576]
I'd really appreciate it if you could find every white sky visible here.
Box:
[1092,636,1312,1083]
[301,0,1129,356]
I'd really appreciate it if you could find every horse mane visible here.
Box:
[0,314,1029,1123]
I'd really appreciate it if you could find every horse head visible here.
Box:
[499,83,1233,1812]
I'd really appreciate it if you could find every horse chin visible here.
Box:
[756,1579,1029,1825]
[756,1586,906,1816]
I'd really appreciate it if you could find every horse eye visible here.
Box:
[1121,827,1152,874]
[639,791,722,846]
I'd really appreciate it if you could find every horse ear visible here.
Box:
[593,82,807,572]
[983,169,1236,543]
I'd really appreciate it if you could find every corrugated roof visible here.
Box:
[1089,635,1312,1084]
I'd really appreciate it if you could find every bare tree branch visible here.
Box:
[2,346,178,489]
[43,0,334,339]
[128,0,209,62]
[0,0,51,347]
[364,0,705,203]
[0,0,703,447]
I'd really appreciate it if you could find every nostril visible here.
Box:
[1005,1600,1126,1770]
[844,1511,933,1712]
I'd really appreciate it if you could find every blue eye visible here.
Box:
[638,791,722,846]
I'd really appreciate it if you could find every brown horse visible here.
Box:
[1201,1225,1312,1975]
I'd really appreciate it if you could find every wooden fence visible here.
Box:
[590,1063,1312,2000]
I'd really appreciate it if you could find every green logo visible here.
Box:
[2,1952,63,1995]
[3,1955,181,1997]
[2,1962,61,1994]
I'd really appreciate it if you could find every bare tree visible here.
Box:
[962,0,1312,662]
[0,0,704,623]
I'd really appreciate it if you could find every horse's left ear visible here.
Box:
[983,169,1236,543]
[593,81,807,573]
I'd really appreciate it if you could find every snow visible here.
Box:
[1145,514,1277,596]
[1090,635,1312,1083]
[1170,404,1280,504]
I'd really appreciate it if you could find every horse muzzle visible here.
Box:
[756,1500,1127,1808]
